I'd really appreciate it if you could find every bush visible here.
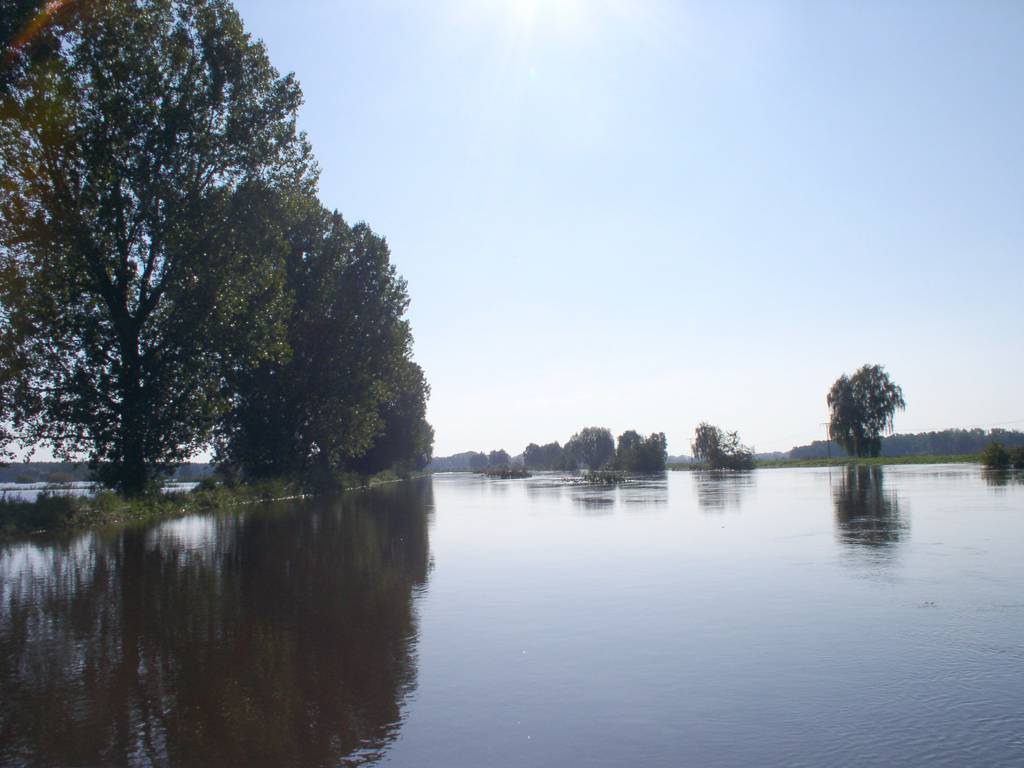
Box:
[981,442,1010,469]
[0,494,78,534]
[1010,446,1024,470]
[692,423,755,470]
[197,476,219,492]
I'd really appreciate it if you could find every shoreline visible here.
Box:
[669,454,980,470]
[0,472,425,540]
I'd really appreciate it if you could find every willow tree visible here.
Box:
[0,0,313,493]
[564,427,615,470]
[827,364,906,458]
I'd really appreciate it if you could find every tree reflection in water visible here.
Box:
[982,469,1024,489]
[693,470,756,512]
[832,466,907,547]
[0,479,432,767]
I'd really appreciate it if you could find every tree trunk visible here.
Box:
[117,325,150,496]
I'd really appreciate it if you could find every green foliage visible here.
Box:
[0,470,409,536]
[582,470,627,485]
[1,0,432,493]
[487,449,511,467]
[0,0,312,494]
[827,364,906,458]
[615,430,667,472]
[215,206,433,489]
[1012,447,1024,470]
[981,442,1010,469]
[523,441,567,470]
[564,427,615,470]
[0,493,77,534]
[788,428,1024,460]
[691,422,754,470]
[480,466,530,479]
[349,360,433,478]
[752,454,979,469]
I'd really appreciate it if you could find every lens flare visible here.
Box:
[4,0,77,69]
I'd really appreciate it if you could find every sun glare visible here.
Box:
[503,0,586,30]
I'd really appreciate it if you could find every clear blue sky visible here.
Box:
[235,0,1023,457]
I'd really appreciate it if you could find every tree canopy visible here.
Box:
[827,364,905,458]
[215,205,430,487]
[692,423,754,470]
[523,441,566,470]
[564,427,615,470]
[0,0,315,492]
[615,430,667,472]
[0,0,432,492]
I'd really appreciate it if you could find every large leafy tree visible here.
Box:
[0,0,312,493]
[217,207,432,487]
[349,357,433,477]
[616,430,667,472]
[523,441,565,470]
[827,364,906,458]
[564,426,615,470]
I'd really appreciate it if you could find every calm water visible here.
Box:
[2,466,1023,767]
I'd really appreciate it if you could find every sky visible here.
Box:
[233,0,1023,458]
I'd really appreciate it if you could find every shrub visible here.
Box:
[1010,446,1024,470]
[0,494,78,534]
[981,442,1010,469]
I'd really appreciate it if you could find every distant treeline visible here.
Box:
[430,427,668,473]
[788,429,1024,460]
[0,462,214,485]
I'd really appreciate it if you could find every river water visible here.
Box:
[1,466,1022,767]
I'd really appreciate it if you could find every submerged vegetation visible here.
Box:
[0,0,432,500]
[980,442,1024,470]
[578,470,627,486]
[479,467,531,479]
[0,470,410,537]
[691,423,754,470]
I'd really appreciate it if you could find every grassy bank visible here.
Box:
[0,471,414,538]
[669,454,980,471]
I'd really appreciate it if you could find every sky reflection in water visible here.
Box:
[2,467,1023,767]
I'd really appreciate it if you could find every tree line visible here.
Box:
[0,0,432,494]
[524,427,667,472]
[789,428,1024,460]
[430,427,669,474]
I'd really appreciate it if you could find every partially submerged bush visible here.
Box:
[0,494,79,534]
[1010,446,1024,470]
[692,423,755,470]
[981,442,1010,469]
[480,467,531,479]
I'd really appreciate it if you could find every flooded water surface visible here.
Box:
[2,466,1023,766]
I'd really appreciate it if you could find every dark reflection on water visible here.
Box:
[572,493,616,513]
[982,469,1024,488]
[832,466,907,547]
[618,474,668,508]
[0,479,432,768]
[693,470,756,512]
[519,473,668,511]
